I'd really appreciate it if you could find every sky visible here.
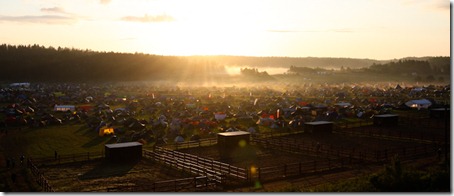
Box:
[0,0,450,60]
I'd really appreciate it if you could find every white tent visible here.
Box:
[214,112,227,120]
[174,135,185,143]
[405,99,432,109]
[54,105,75,112]
[334,102,351,107]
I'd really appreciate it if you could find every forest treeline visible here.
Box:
[0,44,226,82]
[289,58,450,75]
[0,44,450,82]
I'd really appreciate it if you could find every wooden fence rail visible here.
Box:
[106,176,217,192]
[161,138,218,150]
[27,158,55,192]
[256,158,347,182]
[253,136,435,164]
[148,147,248,183]
[31,151,104,165]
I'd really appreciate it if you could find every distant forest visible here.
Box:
[0,44,450,83]
[289,58,450,76]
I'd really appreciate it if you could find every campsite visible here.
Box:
[0,81,449,192]
[0,0,450,191]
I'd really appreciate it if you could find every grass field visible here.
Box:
[2,124,112,158]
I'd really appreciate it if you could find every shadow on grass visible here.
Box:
[75,125,88,133]
[82,136,110,148]
[79,160,137,180]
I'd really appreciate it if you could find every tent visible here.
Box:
[78,105,93,112]
[334,102,351,107]
[174,135,185,143]
[405,99,432,109]
[256,117,275,126]
[99,127,114,136]
[214,112,227,120]
[9,83,30,88]
[54,105,75,112]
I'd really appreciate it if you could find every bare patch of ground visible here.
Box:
[39,159,194,192]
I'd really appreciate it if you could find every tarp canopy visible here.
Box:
[405,99,432,109]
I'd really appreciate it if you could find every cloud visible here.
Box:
[329,28,353,33]
[401,0,450,12]
[431,1,450,11]
[267,30,306,33]
[267,28,353,33]
[40,7,67,14]
[0,15,77,24]
[100,0,111,5]
[121,14,175,23]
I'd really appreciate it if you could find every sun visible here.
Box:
[135,0,268,56]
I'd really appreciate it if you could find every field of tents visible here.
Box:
[0,82,450,192]
[0,83,447,151]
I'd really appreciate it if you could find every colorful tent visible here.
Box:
[99,127,114,136]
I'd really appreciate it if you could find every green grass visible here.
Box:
[2,124,110,158]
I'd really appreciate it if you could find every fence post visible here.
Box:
[283,164,287,177]
[194,177,197,192]
[245,166,250,182]
[299,162,302,175]
[385,149,388,161]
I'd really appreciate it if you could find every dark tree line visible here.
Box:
[0,44,449,83]
[0,44,226,82]
[366,59,450,75]
[288,66,334,74]
[288,58,450,77]
[239,67,273,81]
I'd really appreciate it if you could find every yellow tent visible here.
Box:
[99,127,114,136]
[53,92,65,97]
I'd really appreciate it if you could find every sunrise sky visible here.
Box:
[0,0,450,60]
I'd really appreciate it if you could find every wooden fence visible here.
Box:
[335,125,442,144]
[31,151,104,165]
[27,158,54,192]
[146,147,248,183]
[256,157,347,182]
[253,136,435,164]
[106,176,218,192]
[163,138,218,150]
